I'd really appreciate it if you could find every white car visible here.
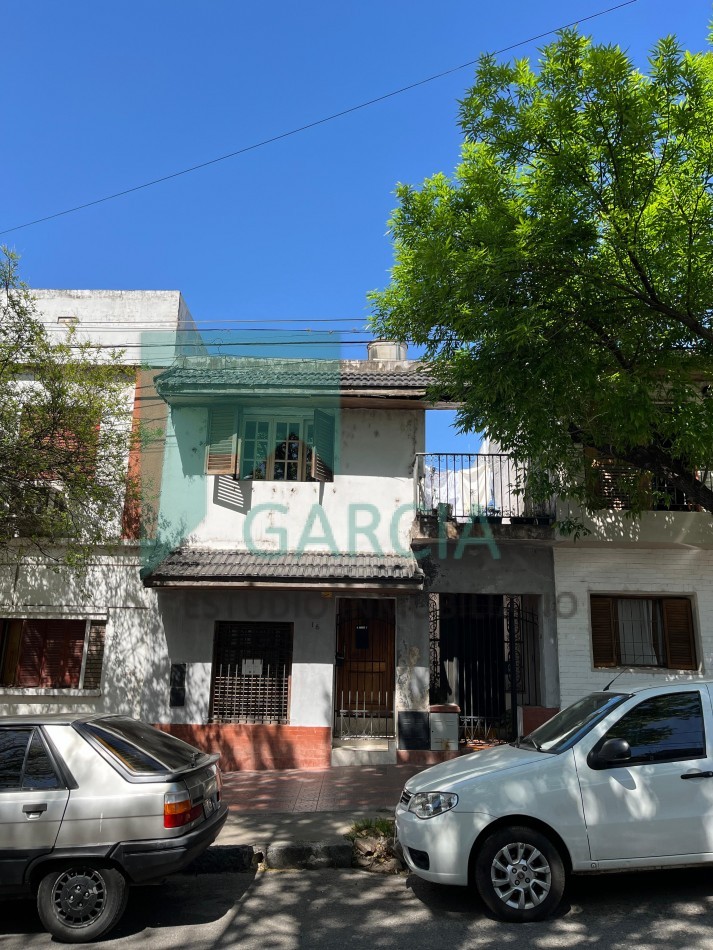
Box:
[396,680,713,922]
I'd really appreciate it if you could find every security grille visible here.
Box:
[210,621,292,724]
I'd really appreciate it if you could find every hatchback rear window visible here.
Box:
[80,718,209,774]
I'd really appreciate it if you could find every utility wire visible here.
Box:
[0,0,637,237]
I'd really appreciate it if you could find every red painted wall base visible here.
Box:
[521,706,559,734]
[156,723,332,771]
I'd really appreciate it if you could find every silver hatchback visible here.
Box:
[0,713,228,942]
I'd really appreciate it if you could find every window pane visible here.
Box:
[0,729,32,789]
[617,599,663,667]
[23,730,61,789]
[82,719,206,773]
[603,692,705,763]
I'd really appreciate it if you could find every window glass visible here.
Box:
[525,692,628,753]
[0,728,32,789]
[23,730,61,789]
[82,718,206,773]
[240,416,316,481]
[601,692,705,764]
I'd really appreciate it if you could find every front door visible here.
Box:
[574,688,713,862]
[334,598,395,740]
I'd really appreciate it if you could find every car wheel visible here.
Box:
[475,825,565,923]
[36,865,128,943]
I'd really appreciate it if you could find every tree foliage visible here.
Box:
[0,249,136,565]
[370,29,713,515]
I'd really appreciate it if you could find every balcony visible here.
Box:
[414,453,555,525]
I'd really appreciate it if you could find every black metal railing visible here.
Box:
[415,453,555,523]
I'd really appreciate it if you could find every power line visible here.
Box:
[0,1,637,237]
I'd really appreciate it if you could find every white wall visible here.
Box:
[32,289,203,366]
[553,546,713,709]
[157,406,425,555]
[153,588,337,727]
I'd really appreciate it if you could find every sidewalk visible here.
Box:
[202,764,424,871]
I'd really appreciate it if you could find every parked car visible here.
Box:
[396,680,713,922]
[0,714,228,942]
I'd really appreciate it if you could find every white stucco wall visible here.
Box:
[153,588,337,727]
[32,289,204,366]
[553,545,713,709]
[156,406,425,555]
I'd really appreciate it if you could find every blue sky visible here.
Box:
[2,0,711,451]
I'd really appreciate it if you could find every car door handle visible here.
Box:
[22,803,48,816]
[681,771,713,780]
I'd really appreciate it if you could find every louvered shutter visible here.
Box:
[16,620,44,687]
[590,597,617,667]
[663,599,696,670]
[310,410,335,483]
[41,620,85,687]
[205,408,238,475]
[82,622,106,689]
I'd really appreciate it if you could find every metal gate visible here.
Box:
[430,593,539,741]
[333,598,395,740]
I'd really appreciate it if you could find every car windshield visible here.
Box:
[518,692,629,754]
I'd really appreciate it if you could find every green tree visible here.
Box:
[370,28,713,516]
[0,248,137,566]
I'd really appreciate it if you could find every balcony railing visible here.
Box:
[416,454,712,522]
[415,453,555,523]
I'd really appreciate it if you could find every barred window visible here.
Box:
[590,596,696,671]
[210,621,292,724]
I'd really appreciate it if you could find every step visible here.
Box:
[330,746,397,767]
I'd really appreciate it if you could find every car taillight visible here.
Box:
[216,767,222,801]
[164,790,202,828]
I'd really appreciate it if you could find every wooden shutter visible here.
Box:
[41,620,85,687]
[663,599,696,670]
[16,621,45,687]
[16,620,85,688]
[590,597,617,667]
[205,408,238,475]
[82,622,106,689]
[311,409,335,483]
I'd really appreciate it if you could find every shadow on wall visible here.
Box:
[213,476,253,514]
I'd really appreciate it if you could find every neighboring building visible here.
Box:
[0,290,203,736]
[552,492,713,709]
[1,291,710,771]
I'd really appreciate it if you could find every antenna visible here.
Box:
[604,668,631,691]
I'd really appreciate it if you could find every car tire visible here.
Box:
[475,825,565,923]
[36,864,128,943]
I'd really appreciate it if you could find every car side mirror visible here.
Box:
[589,737,632,769]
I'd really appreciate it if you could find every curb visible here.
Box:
[184,839,353,875]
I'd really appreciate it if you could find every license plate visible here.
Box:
[203,797,215,818]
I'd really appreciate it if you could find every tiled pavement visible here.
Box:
[220,764,424,814]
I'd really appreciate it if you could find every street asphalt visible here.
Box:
[4,866,713,949]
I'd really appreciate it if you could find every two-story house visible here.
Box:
[5,289,707,772]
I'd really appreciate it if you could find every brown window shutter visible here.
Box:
[663,599,696,670]
[16,620,45,687]
[590,597,617,667]
[311,409,335,483]
[41,620,85,688]
[82,622,106,690]
[205,408,238,475]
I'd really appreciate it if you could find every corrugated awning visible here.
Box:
[142,548,425,589]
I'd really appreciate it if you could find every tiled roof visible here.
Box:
[143,549,424,588]
[155,358,436,396]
